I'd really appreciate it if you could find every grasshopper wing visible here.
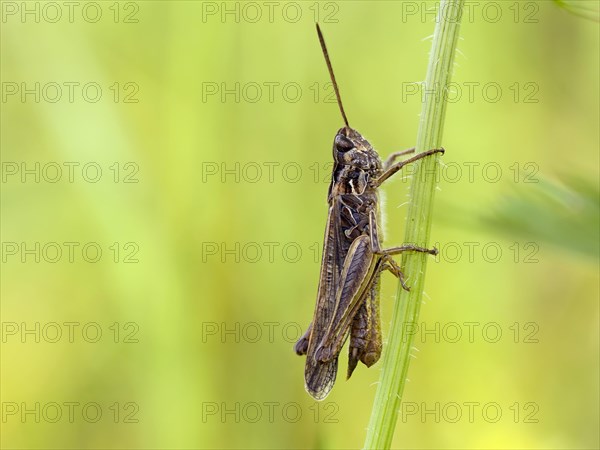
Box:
[314,234,379,365]
[303,202,344,400]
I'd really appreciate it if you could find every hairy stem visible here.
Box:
[363,1,464,448]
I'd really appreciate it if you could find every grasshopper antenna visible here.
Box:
[316,23,350,128]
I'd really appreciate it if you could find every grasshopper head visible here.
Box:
[333,126,382,170]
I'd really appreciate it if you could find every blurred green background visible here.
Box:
[1,1,598,449]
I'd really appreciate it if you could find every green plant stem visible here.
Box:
[363,1,464,448]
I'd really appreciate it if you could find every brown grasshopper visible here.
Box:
[294,24,444,400]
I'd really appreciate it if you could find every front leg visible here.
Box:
[375,147,445,187]
[368,210,437,256]
[368,210,437,291]
[383,147,415,170]
[384,244,438,256]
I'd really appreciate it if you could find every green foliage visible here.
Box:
[553,0,600,21]
[483,174,600,260]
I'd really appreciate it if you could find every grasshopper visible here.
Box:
[294,24,444,400]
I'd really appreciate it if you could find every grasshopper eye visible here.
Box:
[335,135,354,152]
